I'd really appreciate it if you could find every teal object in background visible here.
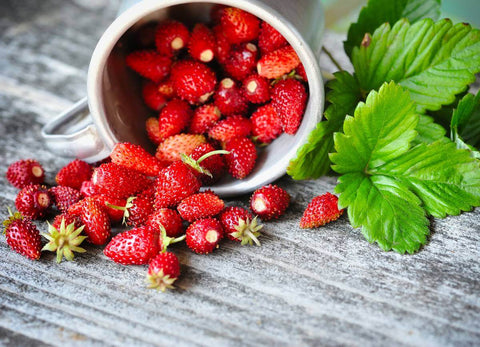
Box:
[441,0,480,27]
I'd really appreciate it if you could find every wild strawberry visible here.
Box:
[257,45,300,79]
[142,81,167,111]
[170,60,217,105]
[300,192,344,228]
[109,195,154,227]
[177,192,225,222]
[155,134,206,164]
[56,159,92,190]
[91,194,126,224]
[224,43,258,81]
[80,180,99,197]
[258,21,288,54]
[154,161,201,208]
[220,7,260,44]
[296,63,308,81]
[42,217,87,263]
[146,208,184,237]
[104,226,159,265]
[225,137,257,179]
[3,208,41,260]
[157,78,176,99]
[78,197,111,245]
[271,78,307,135]
[219,206,263,245]
[145,117,162,146]
[125,50,171,82]
[158,99,193,140]
[250,184,290,220]
[91,162,151,199]
[213,78,249,116]
[213,25,231,64]
[146,252,180,291]
[6,159,45,189]
[52,212,83,231]
[242,74,270,104]
[189,104,221,134]
[251,104,283,144]
[208,115,252,143]
[157,224,186,253]
[15,184,52,219]
[49,185,82,213]
[110,142,165,177]
[188,23,216,63]
[189,143,226,186]
[155,20,190,57]
[186,218,223,254]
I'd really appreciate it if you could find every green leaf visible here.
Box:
[352,18,480,112]
[344,0,441,57]
[413,114,447,145]
[287,71,362,180]
[375,140,480,218]
[451,91,480,157]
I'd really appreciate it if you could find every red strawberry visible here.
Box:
[145,117,162,146]
[111,195,154,227]
[189,143,226,185]
[223,43,258,81]
[189,104,221,134]
[225,137,257,179]
[250,184,290,220]
[257,45,300,79]
[220,7,260,44]
[213,78,249,116]
[91,194,126,224]
[15,184,52,219]
[56,159,92,190]
[213,25,231,64]
[299,192,344,228]
[219,206,263,245]
[52,212,83,231]
[296,62,308,81]
[170,60,217,105]
[155,134,206,164]
[42,216,87,263]
[146,252,180,291]
[110,142,165,177]
[126,50,171,82]
[49,185,83,213]
[104,226,159,265]
[142,81,167,111]
[80,180,99,197]
[158,99,193,140]
[258,21,288,54]
[157,78,176,99]
[271,78,307,135]
[208,115,252,143]
[91,162,151,199]
[154,161,201,208]
[242,74,270,104]
[186,218,223,254]
[251,104,283,144]
[6,159,44,189]
[79,197,111,245]
[177,192,225,222]
[146,208,184,238]
[155,20,190,57]
[3,209,41,260]
[188,23,216,63]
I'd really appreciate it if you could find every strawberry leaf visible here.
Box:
[352,18,480,112]
[450,91,480,158]
[330,82,480,253]
[344,0,441,57]
[287,71,362,180]
[412,114,447,145]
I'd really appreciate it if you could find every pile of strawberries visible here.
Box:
[126,5,309,180]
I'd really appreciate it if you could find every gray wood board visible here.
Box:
[0,1,479,346]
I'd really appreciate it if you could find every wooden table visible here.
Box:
[1,1,479,346]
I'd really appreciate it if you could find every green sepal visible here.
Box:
[41,218,87,263]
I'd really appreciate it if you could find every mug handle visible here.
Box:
[41,97,110,163]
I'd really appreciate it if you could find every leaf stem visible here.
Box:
[322,46,344,72]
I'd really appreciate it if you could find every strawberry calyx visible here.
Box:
[41,217,87,263]
[146,268,177,292]
[106,196,135,225]
[181,150,229,177]
[159,224,185,252]
[3,207,23,233]
[230,216,263,246]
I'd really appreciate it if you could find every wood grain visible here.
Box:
[0,1,479,346]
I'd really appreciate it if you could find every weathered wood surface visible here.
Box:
[0,1,479,346]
